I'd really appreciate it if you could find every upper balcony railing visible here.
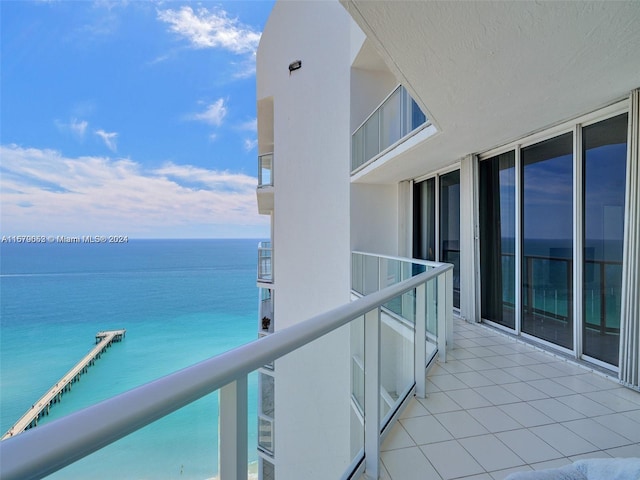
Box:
[0,254,452,480]
[258,153,273,188]
[351,85,428,173]
[257,241,272,283]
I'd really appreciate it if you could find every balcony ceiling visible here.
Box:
[342,0,640,183]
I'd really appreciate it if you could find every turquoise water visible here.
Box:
[0,239,260,479]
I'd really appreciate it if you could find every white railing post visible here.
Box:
[414,283,427,398]
[437,269,453,363]
[363,308,381,479]
[219,377,248,480]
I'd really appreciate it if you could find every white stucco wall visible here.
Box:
[351,183,398,255]
[257,1,353,478]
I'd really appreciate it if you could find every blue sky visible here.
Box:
[1,0,274,238]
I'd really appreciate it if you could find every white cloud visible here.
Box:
[0,144,267,238]
[157,6,261,55]
[95,129,118,151]
[189,98,227,126]
[237,118,257,132]
[56,118,89,139]
[244,138,258,152]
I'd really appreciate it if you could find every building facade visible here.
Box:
[256,1,640,478]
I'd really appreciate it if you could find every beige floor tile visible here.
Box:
[495,429,562,463]
[468,406,523,433]
[418,391,462,414]
[435,410,489,438]
[445,388,493,410]
[381,447,442,480]
[459,434,525,472]
[381,422,417,451]
[421,440,485,479]
[562,418,632,450]
[529,424,598,456]
[400,414,454,445]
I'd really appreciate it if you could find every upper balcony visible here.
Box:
[351,85,428,174]
[256,153,274,215]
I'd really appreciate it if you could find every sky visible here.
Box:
[1,0,275,239]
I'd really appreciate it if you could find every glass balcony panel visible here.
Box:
[380,290,415,427]
[351,315,365,415]
[425,277,438,362]
[259,373,274,418]
[351,86,428,172]
[364,110,380,163]
[258,154,273,187]
[380,88,402,151]
[257,242,272,282]
[352,128,364,172]
[403,89,427,136]
[258,416,274,454]
[261,458,275,480]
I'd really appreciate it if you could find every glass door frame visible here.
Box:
[477,101,628,371]
[412,164,461,310]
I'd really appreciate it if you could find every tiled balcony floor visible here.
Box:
[380,318,640,480]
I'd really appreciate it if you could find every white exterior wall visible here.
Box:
[351,183,398,255]
[257,1,353,478]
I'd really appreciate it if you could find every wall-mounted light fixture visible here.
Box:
[288,60,302,73]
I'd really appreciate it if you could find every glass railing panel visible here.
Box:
[402,88,427,136]
[350,315,365,414]
[350,315,365,462]
[261,457,275,480]
[258,416,274,454]
[380,289,415,428]
[363,254,380,295]
[258,371,274,454]
[351,86,428,172]
[258,153,273,187]
[380,87,402,151]
[364,109,380,163]
[257,243,272,282]
[351,127,365,172]
[425,277,439,362]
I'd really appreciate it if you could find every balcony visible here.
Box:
[351,85,428,173]
[257,153,274,214]
[257,242,272,283]
[0,254,453,480]
[374,317,640,480]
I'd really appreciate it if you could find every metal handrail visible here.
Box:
[0,263,453,480]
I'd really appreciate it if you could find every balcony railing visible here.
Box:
[258,153,273,188]
[351,85,428,172]
[0,255,452,480]
[257,241,272,282]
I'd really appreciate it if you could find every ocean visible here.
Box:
[0,239,260,479]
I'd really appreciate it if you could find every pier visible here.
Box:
[2,329,126,440]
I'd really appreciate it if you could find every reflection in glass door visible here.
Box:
[522,133,574,349]
[440,171,461,308]
[413,171,460,308]
[582,114,628,366]
[413,178,436,261]
[479,151,516,329]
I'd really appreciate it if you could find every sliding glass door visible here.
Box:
[522,133,574,349]
[582,113,628,366]
[478,111,628,367]
[479,151,516,329]
[413,171,460,308]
